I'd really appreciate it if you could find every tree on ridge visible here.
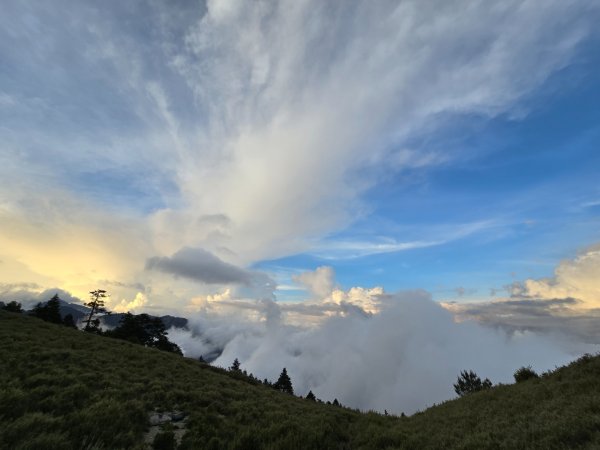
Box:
[83,289,109,332]
[453,370,492,397]
[105,312,182,355]
[230,358,241,372]
[274,368,294,395]
[31,294,62,324]
[2,301,23,313]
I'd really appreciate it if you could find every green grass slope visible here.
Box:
[1,310,600,449]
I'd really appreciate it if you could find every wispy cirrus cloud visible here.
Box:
[312,220,500,259]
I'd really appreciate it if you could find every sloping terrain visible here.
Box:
[1,310,600,449]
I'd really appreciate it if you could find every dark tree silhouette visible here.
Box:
[514,366,539,383]
[31,294,63,324]
[306,390,316,401]
[453,370,492,396]
[332,398,340,407]
[46,294,63,324]
[230,358,241,372]
[83,289,109,332]
[105,313,182,355]
[2,301,22,313]
[63,313,77,328]
[274,368,294,395]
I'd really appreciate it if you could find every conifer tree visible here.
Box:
[306,390,316,401]
[274,368,294,395]
[31,294,62,324]
[83,289,109,332]
[2,301,22,313]
[453,370,492,396]
[230,358,241,372]
[45,294,63,324]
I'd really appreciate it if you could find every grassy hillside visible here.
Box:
[1,310,600,449]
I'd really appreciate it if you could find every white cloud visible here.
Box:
[188,288,232,311]
[165,0,597,264]
[515,245,600,308]
[292,266,336,299]
[292,266,383,314]
[441,243,600,343]
[111,292,148,313]
[172,288,592,414]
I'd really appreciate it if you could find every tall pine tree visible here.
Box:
[230,358,241,372]
[83,289,109,332]
[31,294,62,324]
[274,368,294,395]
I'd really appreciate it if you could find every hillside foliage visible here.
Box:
[2,310,600,449]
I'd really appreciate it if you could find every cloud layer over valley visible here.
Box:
[170,284,591,414]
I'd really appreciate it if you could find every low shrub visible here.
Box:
[514,366,539,383]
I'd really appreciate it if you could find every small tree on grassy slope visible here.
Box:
[274,368,294,395]
[454,370,492,396]
[2,301,23,313]
[83,289,109,332]
[230,358,241,373]
[514,366,539,383]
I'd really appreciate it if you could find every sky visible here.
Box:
[1,0,600,413]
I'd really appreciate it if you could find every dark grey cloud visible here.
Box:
[146,247,275,290]
[100,279,146,292]
[447,297,600,344]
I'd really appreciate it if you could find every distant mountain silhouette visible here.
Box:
[25,299,189,331]
[100,312,188,330]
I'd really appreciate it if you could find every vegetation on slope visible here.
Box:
[1,310,600,449]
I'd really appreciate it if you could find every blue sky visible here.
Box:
[261,46,600,301]
[1,0,599,316]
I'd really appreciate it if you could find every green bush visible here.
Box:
[453,370,492,396]
[514,366,539,383]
